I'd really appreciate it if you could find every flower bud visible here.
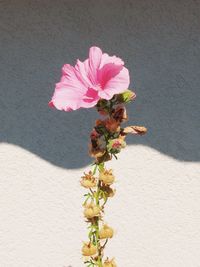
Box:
[82,242,97,256]
[80,171,97,188]
[103,258,117,267]
[83,202,101,219]
[99,224,114,239]
[99,169,115,185]
[117,89,136,103]
[107,138,126,154]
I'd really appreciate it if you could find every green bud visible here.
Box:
[116,89,136,103]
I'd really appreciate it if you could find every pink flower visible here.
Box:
[49,46,130,111]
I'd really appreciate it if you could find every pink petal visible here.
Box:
[75,59,92,88]
[51,84,83,111]
[88,46,102,84]
[97,63,123,88]
[50,64,100,110]
[98,63,130,100]
[48,101,55,108]
[101,66,130,99]
[49,46,131,111]
[81,87,100,107]
[61,64,86,93]
[50,64,88,111]
[100,53,124,68]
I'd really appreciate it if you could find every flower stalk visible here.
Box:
[49,46,147,267]
[81,91,147,266]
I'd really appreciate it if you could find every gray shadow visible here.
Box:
[0,0,199,169]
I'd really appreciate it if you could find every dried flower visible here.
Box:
[90,129,100,140]
[83,202,101,219]
[99,224,114,239]
[123,125,147,135]
[99,169,115,185]
[97,135,107,150]
[112,105,128,123]
[103,258,117,267]
[89,145,106,159]
[95,119,104,126]
[104,118,120,133]
[101,185,116,197]
[95,152,112,164]
[80,171,97,188]
[82,242,97,256]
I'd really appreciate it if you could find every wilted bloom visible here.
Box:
[80,171,97,188]
[95,152,112,164]
[103,258,117,267]
[104,118,120,133]
[101,184,116,197]
[90,129,100,140]
[97,135,107,150]
[49,46,130,111]
[95,119,104,127]
[99,224,114,239]
[89,145,106,159]
[83,202,101,219]
[112,105,128,123]
[99,169,115,185]
[123,125,147,135]
[82,242,97,256]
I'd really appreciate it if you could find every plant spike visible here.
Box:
[81,90,147,266]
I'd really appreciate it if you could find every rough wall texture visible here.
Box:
[0,1,200,266]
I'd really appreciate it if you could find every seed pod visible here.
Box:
[82,242,97,256]
[101,185,116,197]
[103,258,117,267]
[83,202,101,219]
[99,224,114,239]
[99,169,115,185]
[80,171,97,188]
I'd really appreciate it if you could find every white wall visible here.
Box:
[0,1,200,266]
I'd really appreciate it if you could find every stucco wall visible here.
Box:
[0,1,200,266]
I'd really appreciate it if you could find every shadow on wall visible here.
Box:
[0,0,199,168]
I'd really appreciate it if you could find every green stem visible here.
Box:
[95,180,102,266]
[93,163,104,267]
[93,163,98,175]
